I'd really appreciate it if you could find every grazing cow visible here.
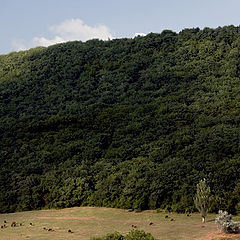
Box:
[1,226,3,229]
[11,222,16,227]
[170,218,175,221]
[187,214,191,217]
[131,224,137,228]
[3,220,6,224]
[29,222,33,226]
[165,215,168,219]
[48,228,54,231]
[68,229,73,233]
[149,222,154,225]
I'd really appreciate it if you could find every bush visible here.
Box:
[91,232,123,240]
[91,230,155,240]
[124,230,155,240]
[215,210,240,234]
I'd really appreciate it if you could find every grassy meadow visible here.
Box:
[0,207,240,240]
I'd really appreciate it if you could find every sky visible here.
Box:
[1,0,240,54]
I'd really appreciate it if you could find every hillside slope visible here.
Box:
[1,26,240,213]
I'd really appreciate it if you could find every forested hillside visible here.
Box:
[1,25,240,213]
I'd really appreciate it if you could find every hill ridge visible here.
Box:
[1,25,240,213]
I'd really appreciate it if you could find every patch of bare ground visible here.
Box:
[37,216,143,223]
[194,230,240,240]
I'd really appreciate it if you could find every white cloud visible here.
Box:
[134,33,147,37]
[11,18,113,51]
[32,36,65,47]
[50,18,113,42]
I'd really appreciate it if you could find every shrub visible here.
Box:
[215,210,240,234]
[91,232,123,240]
[124,230,155,240]
[91,230,155,240]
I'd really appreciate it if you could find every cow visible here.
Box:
[11,222,16,227]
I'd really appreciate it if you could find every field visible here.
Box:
[0,207,240,240]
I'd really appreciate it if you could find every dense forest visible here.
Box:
[1,25,240,214]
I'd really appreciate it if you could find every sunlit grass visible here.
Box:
[0,207,238,240]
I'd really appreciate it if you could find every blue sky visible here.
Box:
[1,0,240,54]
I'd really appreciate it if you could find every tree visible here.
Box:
[194,179,212,223]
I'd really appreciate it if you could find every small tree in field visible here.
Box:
[194,179,212,223]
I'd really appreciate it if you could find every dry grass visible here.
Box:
[0,207,240,240]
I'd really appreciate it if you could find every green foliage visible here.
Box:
[91,230,155,240]
[124,230,155,240]
[1,26,240,213]
[91,232,124,240]
[194,179,212,221]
